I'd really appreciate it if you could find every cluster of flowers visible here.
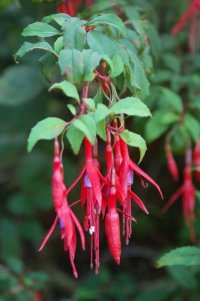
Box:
[35,0,163,278]
[172,0,200,53]
[164,140,200,241]
[39,78,163,277]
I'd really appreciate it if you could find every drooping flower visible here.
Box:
[171,0,200,53]
[39,137,85,278]
[67,137,102,273]
[163,147,196,242]
[165,143,179,181]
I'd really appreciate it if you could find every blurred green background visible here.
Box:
[1,0,200,300]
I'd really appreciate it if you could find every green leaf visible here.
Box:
[54,36,64,54]
[15,42,57,60]
[88,14,126,37]
[157,247,200,268]
[184,114,200,141]
[84,98,95,110]
[43,13,70,26]
[120,130,147,162]
[67,104,77,116]
[111,53,124,77]
[145,110,178,142]
[96,119,107,140]
[72,114,96,144]
[22,22,60,37]
[63,18,87,51]
[100,54,114,75]
[27,117,66,152]
[135,288,170,301]
[167,266,197,289]
[147,24,161,59]
[160,87,183,112]
[87,30,116,56]
[0,65,43,106]
[95,103,110,123]
[66,124,84,154]
[128,52,150,98]
[49,81,80,103]
[162,53,181,73]
[58,49,83,84]
[82,49,101,81]
[39,53,57,82]
[110,97,151,117]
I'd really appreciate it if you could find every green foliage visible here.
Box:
[49,81,80,103]
[157,247,200,267]
[22,22,60,37]
[110,97,151,117]
[88,14,127,36]
[27,117,66,152]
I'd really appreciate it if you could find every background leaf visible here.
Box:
[157,247,200,268]
[0,65,44,106]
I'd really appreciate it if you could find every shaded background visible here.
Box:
[1,0,200,300]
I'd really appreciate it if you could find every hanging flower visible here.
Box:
[171,0,200,53]
[38,137,85,278]
[165,143,179,181]
[163,147,196,242]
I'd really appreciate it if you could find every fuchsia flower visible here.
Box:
[171,0,200,53]
[39,137,85,278]
[163,147,196,242]
[66,137,102,273]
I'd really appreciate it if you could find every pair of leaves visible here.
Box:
[27,115,96,155]
[58,49,101,84]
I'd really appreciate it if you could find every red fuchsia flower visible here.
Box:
[39,137,85,278]
[103,120,162,246]
[165,143,179,181]
[171,0,200,53]
[117,132,162,244]
[67,137,102,273]
[57,0,94,16]
[163,147,196,242]
[193,139,200,181]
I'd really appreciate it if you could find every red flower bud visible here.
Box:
[165,143,179,181]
